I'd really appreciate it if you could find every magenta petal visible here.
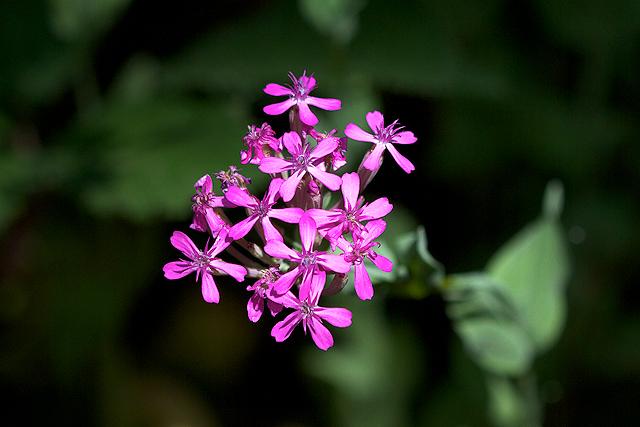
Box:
[340,172,360,211]
[307,166,342,191]
[273,267,301,295]
[263,83,293,96]
[267,299,283,317]
[318,253,351,274]
[308,317,334,351]
[201,273,220,303]
[163,261,194,279]
[225,186,258,208]
[170,231,199,259]
[271,311,302,342]
[310,138,339,160]
[210,259,247,282]
[354,262,374,300]
[360,197,393,220]
[280,169,306,202]
[229,215,259,240]
[259,157,293,174]
[297,102,319,126]
[361,219,387,245]
[371,252,393,272]
[247,293,264,322]
[298,214,317,252]
[263,99,296,115]
[270,291,299,309]
[282,131,303,155]
[261,217,283,242]
[344,123,376,143]
[194,174,213,193]
[265,178,284,205]
[307,96,341,111]
[306,208,340,228]
[315,307,352,327]
[362,144,386,171]
[393,130,417,144]
[386,144,415,173]
[264,240,298,260]
[366,110,384,131]
[268,207,304,223]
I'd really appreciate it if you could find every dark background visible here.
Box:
[1,0,639,425]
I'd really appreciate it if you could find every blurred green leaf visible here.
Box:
[49,0,131,42]
[487,183,570,352]
[487,377,530,427]
[298,0,367,44]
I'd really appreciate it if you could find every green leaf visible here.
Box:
[487,184,570,352]
[445,273,534,376]
[456,318,534,376]
[298,0,367,44]
[49,0,131,42]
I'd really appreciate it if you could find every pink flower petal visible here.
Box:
[305,208,340,228]
[280,169,306,202]
[298,268,320,302]
[393,130,417,144]
[247,293,264,322]
[263,83,293,96]
[270,291,299,309]
[298,102,319,126]
[201,273,220,303]
[282,131,303,155]
[261,217,283,242]
[307,166,342,191]
[272,267,302,295]
[315,307,352,327]
[210,259,247,282]
[344,123,376,143]
[299,214,317,252]
[310,138,339,160]
[263,98,296,115]
[267,299,283,317]
[170,231,199,259]
[258,157,293,174]
[354,262,374,300]
[360,197,393,221]
[362,144,386,171]
[386,144,415,173]
[340,172,360,211]
[228,214,259,240]
[224,186,258,209]
[317,253,351,274]
[271,310,302,342]
[371,252,393,272]
[360,219,387,245]
[264,240,298,260]
[264,178,284,205]
[307,317,334,351]
[268,207,304,223]
[366,110,384,131]
[163,261,195,279]
[194,174,213,193]
[307,96,341,111]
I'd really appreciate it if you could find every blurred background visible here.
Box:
[1,0,639,426]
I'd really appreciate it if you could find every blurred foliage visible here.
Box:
[1,0,639,426]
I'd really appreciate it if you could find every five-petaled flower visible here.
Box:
[246,267,284,322]
[263,71,341,126]
[190,175,231,235]
[163,230,247,303]
[271,272,352,351]
[258,131,342,202]
[345,110,417,173]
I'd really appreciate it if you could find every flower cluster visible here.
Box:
[164,71,417,350]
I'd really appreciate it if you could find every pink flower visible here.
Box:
[241,123,281,165]
[307,172,393,245]
[163,230,247,303]
[190,175,231,235]
[310,129,347,170]
[336,219,393,300]
[270,272,352,351]
[345,111,417,173]
[246,267,284,322]
[264,214,351,299]
[258,131,342,202]
[263,71,341,126]
[225,178,304,242]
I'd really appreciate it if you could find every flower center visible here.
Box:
[194,252,211,269]
[300,301,315,318]
[300,252,317,268]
